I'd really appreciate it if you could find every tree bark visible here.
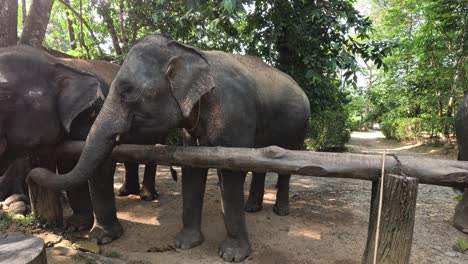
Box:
[19,0,55,48]
[0,0,18,47]
[0,234,47,264]
[362,175,418,264]
[97,0,123,56]
[57,141,468,188]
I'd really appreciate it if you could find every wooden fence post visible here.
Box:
[362,174,418,264]
[27,153,63,226]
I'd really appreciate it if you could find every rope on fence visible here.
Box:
[373,152,386,264]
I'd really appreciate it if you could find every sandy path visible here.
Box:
[47,131,468,263]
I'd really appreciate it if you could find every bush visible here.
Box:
[306,110,351,151]
[380,116,455,142]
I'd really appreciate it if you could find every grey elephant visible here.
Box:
[0,45,162,229]
[454,94,468,233]
[29,35,310,262]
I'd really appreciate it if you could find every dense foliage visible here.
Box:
[357,0,467,142]
[23,0,385,150]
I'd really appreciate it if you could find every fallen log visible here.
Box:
[56,141,468,188]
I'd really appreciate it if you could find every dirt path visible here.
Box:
[44,131,468,264]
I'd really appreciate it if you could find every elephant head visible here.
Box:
[0,45,104,163]
[29,35,215,190]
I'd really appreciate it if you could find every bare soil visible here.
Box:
[40,131,468,263]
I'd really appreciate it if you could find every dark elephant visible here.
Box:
[454,94,468,233]
[0,45,162,229]
[29,35,310,262]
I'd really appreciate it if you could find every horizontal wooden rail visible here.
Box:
[57,141,468,188]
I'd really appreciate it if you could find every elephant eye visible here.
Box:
[119,81,142,102]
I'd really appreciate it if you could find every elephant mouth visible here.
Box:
[0,138,6,158]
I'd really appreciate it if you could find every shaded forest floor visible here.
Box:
[37,131,468,263]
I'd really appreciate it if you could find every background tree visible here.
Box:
[19,0,55,47]
[6,0,392,149]
[364,0,467,142]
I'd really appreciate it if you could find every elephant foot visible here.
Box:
[64,213,93,232]
[89,221,123,244]
[139,187,159,201]
[273,203,290,216]
[453,209,468,233]
[218,237,251,262]
[244,198,263,213]
[453,191,468,234]
[175,228,204,249]
[118,184,140,196]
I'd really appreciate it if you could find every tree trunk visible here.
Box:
[0,0,18,47]
[97,0,123,55]
[19,0,55,48]
[56,142,468,188]
[0,234,47,264]
[362,175,418,264]
[63,0,76,50]
[119,0,129,52]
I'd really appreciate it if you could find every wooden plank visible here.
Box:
[55,141,468,188]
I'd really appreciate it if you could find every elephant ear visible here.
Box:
[165,41,215,118]
[54,63,104,133]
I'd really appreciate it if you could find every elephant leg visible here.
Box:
[274,174,290,216]
[58,159,93,231]
[118,162,140,196]
[218,170,251,262]
[88,158,123,244]
[175,167,208,249]
[453,188,468,233]
[245,172,266,213]
[140,162,158,201]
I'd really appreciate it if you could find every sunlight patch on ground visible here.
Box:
[288,227,322,240]
[351,131,386,139]
[117,212,161,225]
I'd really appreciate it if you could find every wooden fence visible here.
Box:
[30,141,468,264]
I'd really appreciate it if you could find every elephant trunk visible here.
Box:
[28,94,131,190]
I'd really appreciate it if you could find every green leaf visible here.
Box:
[223,0,234,13]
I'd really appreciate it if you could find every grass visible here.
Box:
[453,238,468,253]
[0,212,37,233]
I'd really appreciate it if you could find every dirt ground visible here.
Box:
[42,131,468,263]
